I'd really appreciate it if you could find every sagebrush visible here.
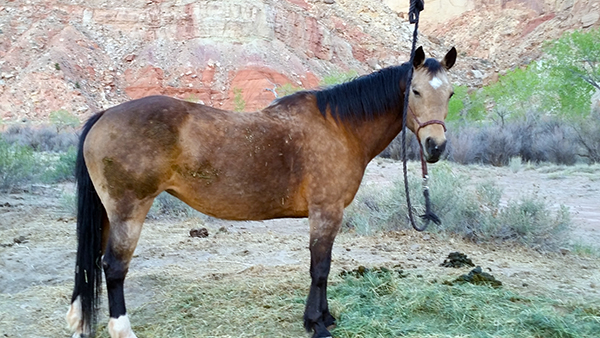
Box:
[344,162,571,251]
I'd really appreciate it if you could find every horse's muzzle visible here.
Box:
[424,137,447,163]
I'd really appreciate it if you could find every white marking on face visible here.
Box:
[108,314,138,338]
[429,76,444,89]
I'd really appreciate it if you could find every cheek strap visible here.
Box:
[408,107,447,142]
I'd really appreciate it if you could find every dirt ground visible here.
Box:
[0,160,599,337]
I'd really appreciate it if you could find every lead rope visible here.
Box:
[402,0,441,231]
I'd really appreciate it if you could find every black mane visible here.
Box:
[271,58,445,122]
[315,63,410,121]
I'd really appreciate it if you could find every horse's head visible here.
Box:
[407,46,456,163]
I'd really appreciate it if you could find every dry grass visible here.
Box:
[101,269,311,338]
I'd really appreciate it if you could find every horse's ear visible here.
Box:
[442,47,457,70]
[413,46,425,68]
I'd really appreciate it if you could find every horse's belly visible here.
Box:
[168,166,308,221]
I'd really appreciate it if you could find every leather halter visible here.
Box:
[407,107,447,178]
[408,107,447,143]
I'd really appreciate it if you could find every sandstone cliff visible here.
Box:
[0,0,441,122]
[0,0,598,123]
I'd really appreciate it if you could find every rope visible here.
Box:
[401,0,441,232]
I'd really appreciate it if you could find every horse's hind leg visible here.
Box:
[103,197,154,338]
[304,206,343,338]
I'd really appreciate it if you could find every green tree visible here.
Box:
[49,110,80,133]
[482,65,546,117]
[544,28,600,117]
[447,85,487,122]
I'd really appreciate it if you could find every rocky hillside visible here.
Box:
[416,0,600,85]
[0,0,598,123]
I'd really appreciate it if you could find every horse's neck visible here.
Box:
[349,110,404,164]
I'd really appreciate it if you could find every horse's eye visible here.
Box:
[412,89,421,97]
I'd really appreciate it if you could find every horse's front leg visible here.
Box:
[304,206,343,338]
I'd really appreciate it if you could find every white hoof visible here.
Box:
[108,314,138,338]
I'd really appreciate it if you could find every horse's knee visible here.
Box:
[108,314,138,338]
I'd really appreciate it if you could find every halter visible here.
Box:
[409,107,447,139]
[408,106,447,178]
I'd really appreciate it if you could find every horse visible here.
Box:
[66,46,456,338]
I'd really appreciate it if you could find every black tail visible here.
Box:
[71,112,105,336]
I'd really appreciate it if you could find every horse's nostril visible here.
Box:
[426,138,446,157]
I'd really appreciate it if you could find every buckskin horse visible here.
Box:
[66,46,456,338]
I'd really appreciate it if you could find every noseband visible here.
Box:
[407,107,446,176]
[408,107,447,143]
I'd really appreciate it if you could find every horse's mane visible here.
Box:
[313,63,410,121]
[272,59,445,122]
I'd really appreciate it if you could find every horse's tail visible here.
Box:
[71,111,105,336]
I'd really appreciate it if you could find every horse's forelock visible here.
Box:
[422,58,443,76]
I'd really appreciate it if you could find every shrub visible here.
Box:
[276,83,303,97]
[319,70,359,87]
[233,87,246,112]
[49,109,80,132]
[2,125,78,152]
[42,146,77,183]
[344,162,571,251]
[147,192,201,220]
[571,109,600,162]
[379,131,421,161]
[444,112,584,165]
[0,140,37,191]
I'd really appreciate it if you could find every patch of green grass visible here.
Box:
[113,270,600,338]
[184,93,201,103]
[330,271,600,338]
[534,163,600,181]
[59,190,77,216]
[344,162,572,251]
[570,242,600,258]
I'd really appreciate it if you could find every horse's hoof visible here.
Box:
[108,315,138,338]
[323,313,336,329]
[311,328,333,338]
